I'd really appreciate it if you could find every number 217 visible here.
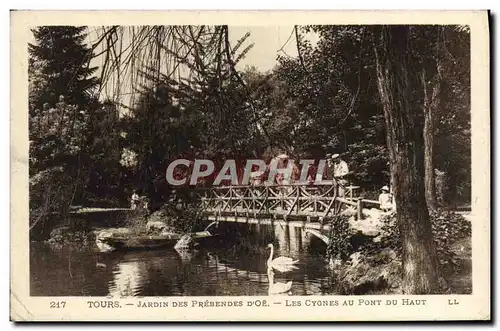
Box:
[50,301,66,308]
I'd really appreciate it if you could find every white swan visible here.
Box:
[266,243,299,272]
[267,268,292,295]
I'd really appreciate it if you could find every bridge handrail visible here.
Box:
[196,182,342,190]
[198,182,379,221]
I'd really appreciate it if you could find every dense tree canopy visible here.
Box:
[29,26,100,111]
[29,26,121,229]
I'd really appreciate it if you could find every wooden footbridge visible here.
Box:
[199,183,380,231]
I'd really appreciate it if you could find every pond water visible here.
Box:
[30,223,337,297]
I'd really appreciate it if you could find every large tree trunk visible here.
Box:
[374,26,441,294]
[423,107,436,211]
[422,69,440,211]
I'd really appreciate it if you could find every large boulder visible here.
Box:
[95,227,131,252]
[146,220,169,233]
[95,227,131,237]
[348,208,395,237]
[336,248,402,294]
[144,208,178,234]
[327,208,401,294]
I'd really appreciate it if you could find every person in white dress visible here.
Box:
[378,185,395,211]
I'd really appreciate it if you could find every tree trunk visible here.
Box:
[422,69,440,211]
[373,26,441,294]
[423,107,436,211]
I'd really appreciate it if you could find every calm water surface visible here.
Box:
[31,223,336,296]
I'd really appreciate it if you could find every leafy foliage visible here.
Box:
[29,167,76,231]
[145,189,203,234]
[271,25,470,202]
[377,210,471,271]
[29,27,122,233]
[29,100,90,229]
[430,210,472,269]
[326,215,353,261]
[46,227,96,251]
[29,100,87,173]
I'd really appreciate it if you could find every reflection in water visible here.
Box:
[175,248,195,263]
[275,224,289,253]
[267,268,292,295]
[288,226,301,255]
[108,261,144,297]
[31,223,336,296]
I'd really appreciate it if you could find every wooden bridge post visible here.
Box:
[357,198,363,220]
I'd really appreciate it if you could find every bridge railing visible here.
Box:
[199,183,371,221]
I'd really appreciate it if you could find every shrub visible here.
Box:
[430,210,471,270]
[141,188,203,234]
[45,227,95,251]
[123,209,150,235]
[377,210,471,270]
[163,194,202,234]
[326,215,353,261]
[29,166,78,237]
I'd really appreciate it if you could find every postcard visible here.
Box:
[10,10,490,321]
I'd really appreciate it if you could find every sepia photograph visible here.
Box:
[11,10,490,321]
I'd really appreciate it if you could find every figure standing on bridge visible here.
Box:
[130,190,140,210]
[327,153,350,197]
[250,176,264,197]
[305,164,315,185]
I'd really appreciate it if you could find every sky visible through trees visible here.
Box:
[27,26,317,113]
